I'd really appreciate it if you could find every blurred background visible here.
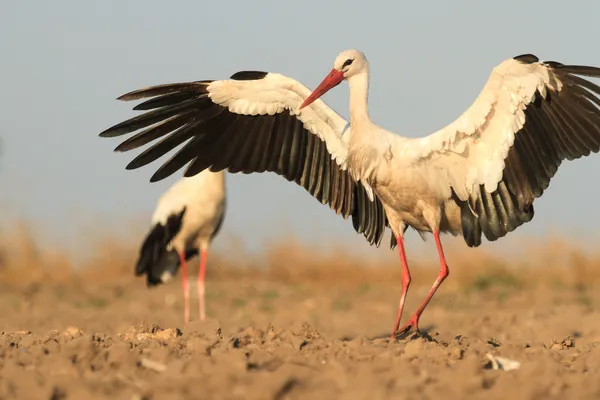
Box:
[1,0,600,296]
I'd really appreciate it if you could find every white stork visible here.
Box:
[134,169,226,326]
[99,49,600,338]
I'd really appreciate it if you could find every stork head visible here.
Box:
[334,49,367,79]
[299,49,367,110]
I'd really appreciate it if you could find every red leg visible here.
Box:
[197,249,208,321]
[391,233,412,337]
[179,251,190,327]
[396,230,449,335]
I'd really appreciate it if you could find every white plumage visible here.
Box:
[402,57,562,195]
[135,169,225,326]
[100,49,600,337]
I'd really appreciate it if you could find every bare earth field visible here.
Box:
[1,228,600,399]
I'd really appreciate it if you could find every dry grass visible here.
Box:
[1,219,600,296]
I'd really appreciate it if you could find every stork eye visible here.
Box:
[342,58,354,68]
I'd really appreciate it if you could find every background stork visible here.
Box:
[99,49,600,338]
[134,169,226,326]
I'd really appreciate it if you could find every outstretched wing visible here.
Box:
[401,54,600,246]
[99,71,389,247]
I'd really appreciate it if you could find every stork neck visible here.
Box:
[348,72,371,127]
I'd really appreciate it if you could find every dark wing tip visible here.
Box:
[116,85,179,101]
[229,71,268,81]
[116,82,210,101]
[99,126,124,138]
[114,141,133,152]
[98,120,141,139]
[544,61,564,69]
[513,54,539,64]
[125,162,138,171]
[117,88,155,101]
[149,170,169,183]
[554,64,600,78]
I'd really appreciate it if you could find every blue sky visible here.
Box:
[2,0,600,259]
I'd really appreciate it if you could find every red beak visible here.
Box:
[299,69,344,110]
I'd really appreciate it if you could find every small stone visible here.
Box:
[18,335,37,348]
[155,328,179,341]
[61,326,84,340]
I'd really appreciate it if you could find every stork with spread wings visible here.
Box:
[99,49,600,337]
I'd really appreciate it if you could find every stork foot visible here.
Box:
[393,315,421,339]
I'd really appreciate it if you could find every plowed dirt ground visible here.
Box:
[1,271,599,400]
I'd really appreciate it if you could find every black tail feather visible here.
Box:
[135,207,191,286]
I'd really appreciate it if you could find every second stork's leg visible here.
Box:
[396,230,449,336]
[391,232,412,338]
[197,249,208,321]
[179,251,190,327]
